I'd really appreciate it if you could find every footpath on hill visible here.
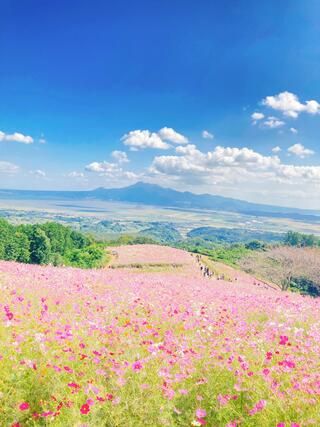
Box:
[107,244,278,291]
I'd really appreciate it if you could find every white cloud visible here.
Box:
[30,169,46,178]
[122,171,140,180]
[151,145,281,181]
[262,91,320,118]
[122,130,170,150]
[0,130,34,144]
[287,143,315,159]
[290,127,298,134]
[111,150,129,163]
[121,127,188,150]
[175,144,200,156]
[263,116,285,128]
[85,151,130,177]
[251,112,265,123]
[66,171,85,178]
[85,161,121,175]
[149,144,320,188]
[272,146,282,153]
[202,130,214,139]
[158,127,188,144]
[85,160,141,182]
[0,161,19,174]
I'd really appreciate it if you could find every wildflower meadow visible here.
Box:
[0,245,319,426]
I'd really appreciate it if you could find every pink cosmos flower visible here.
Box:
[132,360,143,371]
[196,418,207,425]
[249,399,267,415]
[218,394,231,406]
[80,404,90,414]
[6,312,13,320]
[196,408,207,418]
[68,382,80,389]
[279,335,289,345]
[112,397,121,405]
[41,411,54,417]
[19,402,29,411]
[163,388,175,400]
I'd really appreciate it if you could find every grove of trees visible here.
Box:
[284,231,320,247]
[0,219,106,268]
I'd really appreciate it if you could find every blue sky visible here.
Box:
[1,0,320,208]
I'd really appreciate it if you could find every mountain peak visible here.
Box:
[128,181,159,189]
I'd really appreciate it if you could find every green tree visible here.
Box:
[41,222,70,254]
[13,232,30,263]
[0,219,11,259]
[245,240,266,250]
[0,219,105,269]
[29,227,51,264]
[284,231,302,247]
[284,231,319,248]
[300,234,318,247]
[70,229,90,249]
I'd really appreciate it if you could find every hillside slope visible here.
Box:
[0,245,319,426]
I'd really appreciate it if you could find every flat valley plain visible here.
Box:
[1,196,320,238]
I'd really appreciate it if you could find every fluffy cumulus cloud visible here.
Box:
[85,160,140,181]
[262,91,320,118]
[0,161,19,174]
[290,127,298,134]
[111,150,129,163]
[158,127,188,144]
[263,116,285,129]
[86,147,137,180]
[85,161,121,175]
[251,112,285,129]
[122,130,170,150]
[0,130,34,144]
[287,143,315,159]
[149,144,320,189]
[251,112,265,124]
[202,130,214,139]
[121,127,188,150]
[272,146,282,153]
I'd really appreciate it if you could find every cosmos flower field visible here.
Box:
[0,245,319,426]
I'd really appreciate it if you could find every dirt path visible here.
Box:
[105,245,279,291]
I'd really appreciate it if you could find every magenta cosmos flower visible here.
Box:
[19,402,29,411]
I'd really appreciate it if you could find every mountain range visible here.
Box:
[0,182,319,222]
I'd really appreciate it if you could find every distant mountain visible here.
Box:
[1,182,320,222]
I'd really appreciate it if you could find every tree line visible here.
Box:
[0,219,106,268]
[284,231,320,247]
